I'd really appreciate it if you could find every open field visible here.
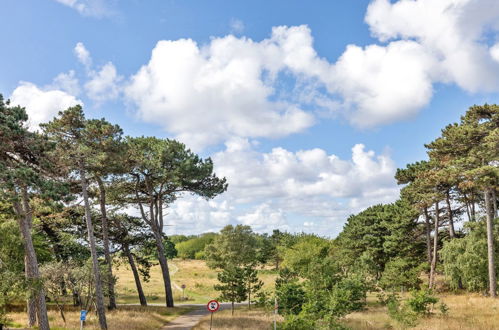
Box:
[193,307,282,330]
[6,305,191,330]
[114,259,278,305]
[6,260,499,329]
[343,293,499,330]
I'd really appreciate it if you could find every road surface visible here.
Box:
[161,303,243,330]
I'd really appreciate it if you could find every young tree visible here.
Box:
[214,265,247,315]
[42,106,108,328]
[113,137,227,307]
[244,265,263,309]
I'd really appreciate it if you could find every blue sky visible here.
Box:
[2,0,499,236]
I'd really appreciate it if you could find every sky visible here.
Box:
[2,0,499,236]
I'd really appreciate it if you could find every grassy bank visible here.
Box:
[6,305,191,330]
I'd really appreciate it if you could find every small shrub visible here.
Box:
[255,290,273,310]
[439,302,449,316]
[406,290,438,315]
[386,294,418,328]
[280,313,316,330]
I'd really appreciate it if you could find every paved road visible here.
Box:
[161,303,242,330]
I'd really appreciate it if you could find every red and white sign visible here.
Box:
[207,300,220,312]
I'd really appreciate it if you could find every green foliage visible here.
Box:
[280,234,330,277]
[379,257,423,291]
[279,313,316,330]
[439,302,449,316]
[334,200,423,280]
[386,294,419,328]
[214,265,247,304]
[275,269,305,315]
[440,219,499,292]
[205,225,258,269]
[244,265,263,305]
[175,233,217,259]
[406,289,438,315]
[327,277,367,318]
[386,290,440,327]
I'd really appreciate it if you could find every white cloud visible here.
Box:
[74,42,92,69]
[213,139,398,205]
[50,70,81,96]
[365,0,499,93]
[125,30,317,149]
[229,18,245,34]
[54,0,115,18]
[73,42,122,102]
[237,204,288,232]
[85,62,122,102]
[490,43,499,63]
[9,82,82,129]
[330,41,436,127]
[126,7,499,146]
[163,139,399,236]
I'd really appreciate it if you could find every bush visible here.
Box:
[386,290,441,327]
[406,289,438,315]
[280,313,316,330]
[440,219,499,293]
[387,294,418,327]
[328,277,367,318]
[275,269,305,315]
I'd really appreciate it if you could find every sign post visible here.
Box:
[274,297,278,330]
[80,310,87,330]
[181,284,186,300]
[206,299,220,330]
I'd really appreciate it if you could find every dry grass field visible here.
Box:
[193,308,282,330]
[114,258,278,305]
[6,260,499,329]
[6,305,190,330]
[344,293,499,330]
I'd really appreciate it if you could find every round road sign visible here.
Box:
[207,299,220,312]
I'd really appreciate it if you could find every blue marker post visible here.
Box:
[80,310,87,330]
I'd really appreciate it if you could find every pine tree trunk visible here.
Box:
[96,178,117,310]
[13,190,50,330]
[152,230,174,307]
[493,189,498,218]
[471,197,476,221]
[124,244,147,306]
[80,166,108,329]
[232,301,234,315]
[446,191,455,238]
[423,207,432,265]
[429,202,440,289]
[484,189,497,297]
[25,255,37,327]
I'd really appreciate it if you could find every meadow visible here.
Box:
[114,258,278,305]
[6,258,499,329]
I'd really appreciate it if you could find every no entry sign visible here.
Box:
[207,299,220,312]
